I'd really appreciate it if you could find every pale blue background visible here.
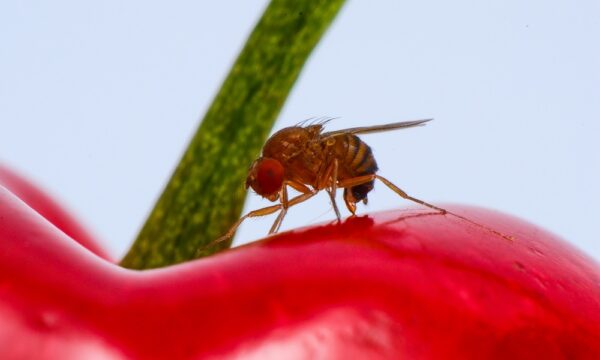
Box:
[1,1,599,260]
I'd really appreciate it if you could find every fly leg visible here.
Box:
[317,159,342,221]
[204,187,317,253]
[376,175,447,213]
[270,181,317,234]
[205,203,284,250]
[337,174,447,214]
[327,159,342,221]
[269,184,290,234]
[337,174,514,241]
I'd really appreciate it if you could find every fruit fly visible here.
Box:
[211,118,449,245]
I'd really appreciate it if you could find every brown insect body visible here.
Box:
[210,118,450,247]
[260,124,378,211]
[200,118,517,252]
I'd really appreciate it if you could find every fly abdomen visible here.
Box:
[341,135,376,173]
[341,134,378,202]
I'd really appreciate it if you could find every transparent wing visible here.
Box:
[321,119,432,137]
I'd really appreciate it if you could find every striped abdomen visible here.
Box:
[337,134,378,202]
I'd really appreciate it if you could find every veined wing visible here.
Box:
[321,118,432,138]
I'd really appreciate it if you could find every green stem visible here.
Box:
[121,0,346,269]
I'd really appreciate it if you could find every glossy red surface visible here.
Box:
[0,165,109,260]
[1,185,599,359]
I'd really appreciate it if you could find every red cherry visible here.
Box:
[2,184,600,358]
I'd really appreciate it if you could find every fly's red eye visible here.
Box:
[255,158,284,196]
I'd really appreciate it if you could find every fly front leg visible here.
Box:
[204,185,318,253]
[269,181,317,234]
[205,203,283,251]
[269,184,289,234]
[337,174,447,214]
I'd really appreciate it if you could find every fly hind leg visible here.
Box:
[337,174,514,241]
[375,175,447,214]
[337,174,447,214]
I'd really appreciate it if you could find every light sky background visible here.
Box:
[1,1,599,261]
